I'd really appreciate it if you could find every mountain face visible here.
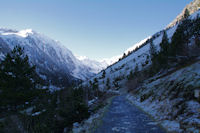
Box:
[86,13,200,91]
[85,0,200,90]
[82,1,200,132]
[167,0,200,28]
[0,28,106,87]
[76,55,109,74]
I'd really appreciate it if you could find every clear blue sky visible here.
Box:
[0,0,191,60]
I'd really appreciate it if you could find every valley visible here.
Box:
[0,0,200,133]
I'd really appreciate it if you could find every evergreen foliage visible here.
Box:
[106,78,110,89]
[134,64,139,75]
[127,64,139,80]
[170,18,191,57]
[157,31,170,68]
[149,39,157,61]
[0,45,46,110]
[150,14,200,75]
[91,78,99,97]
[183,8,190,19]
[102,70,106,78]
[127,70,134,80]
[19,87,89,133]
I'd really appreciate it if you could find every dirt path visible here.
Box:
[95,95,166,133]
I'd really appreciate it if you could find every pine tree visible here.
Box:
[194,15,200,47]
[170,18,191,57]
[157,31,170,67]
[102,70,106,78]
[150,40,156,58]
[149,39,157,62]
[0,45,46,109]
[184,8,190,19]
[106,78,110,89]
[122,53,126,59]
[92,78,99,97]
[169,23,185,56]
[127,70,134,80]
[134,63,139,74]
[160,31,169,53]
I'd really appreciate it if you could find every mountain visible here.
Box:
[0,28,106,87]
[85,1,200,90]
[167,0,200,28]
[82,0,200,132]
[76,55,109,74]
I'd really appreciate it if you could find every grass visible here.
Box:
[88,95,116,133]
[126,95,168,133]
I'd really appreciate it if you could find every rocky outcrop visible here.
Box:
[167,0,200,28]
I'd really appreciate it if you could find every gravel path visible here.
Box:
[95,95,166,133]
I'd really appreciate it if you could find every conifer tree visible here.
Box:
[102,70,106,78]
[0,45,46,109]
[169,23,185,56]
[150,39,157,62]
[160,31,169,54]
[134,63,139,74]
[92,78,99,97]
[184,8,190,19]
[106,78,110,89]
[122,53,126,58]
[127,70,134,80]
[158,31,170,67]
[150,40,156,58]
[170,18,191,57]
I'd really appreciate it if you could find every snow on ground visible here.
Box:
[0,28,106,81]
[83,19,178,91]
[77,8,200,133]
[0,52,5,60]
[1,29,33,38]
[126,61,200,133]
[83,9,200,91]
[49,85,62,92]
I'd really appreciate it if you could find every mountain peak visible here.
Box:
[0,28,34,37]
[18,29,34,37]
[167,0,200,28]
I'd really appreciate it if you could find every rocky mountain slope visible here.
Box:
[0,28,107,87]
[127,60,200,133]
[84,1,200,91]
[82,0,200,132]
[167,0,200,28]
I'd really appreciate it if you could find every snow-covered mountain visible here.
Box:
[85,8,200,89]
[76,55,109,73]
[167,0,200,28]
[0,28,107,86]
[82,0,200,132]
[84,4,200,90]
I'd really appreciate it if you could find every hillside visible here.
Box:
[80,1,200,132]
[1,0,200,132]
[127,60,200,132]
[167,0,200,28]
[84,5,200,91]
[0,29,107,87]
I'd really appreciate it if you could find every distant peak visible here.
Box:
[0,28,34,37]
[18,29,34,37]
[19,29,33,34]
[76,55,88,61]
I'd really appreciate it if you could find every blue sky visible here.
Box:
[0,0,191,60]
